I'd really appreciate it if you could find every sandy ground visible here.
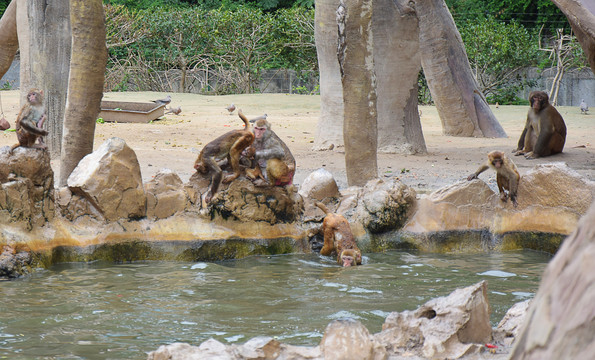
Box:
[0,90,593,193]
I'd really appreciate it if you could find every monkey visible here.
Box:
[244,118,295,187]
[468,150,520,207]
[513,91,566,159]
[193,109,254,203]
[10,89,48,153]
[315,202,362,267]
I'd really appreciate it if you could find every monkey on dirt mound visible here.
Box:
[468,150,520,207]
[10,89,48,153]
[244,117,295,187]
[193,110,254,203]
[315,202,362,267]
[514,91,566,159]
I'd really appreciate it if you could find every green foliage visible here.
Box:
[459,16,543,104]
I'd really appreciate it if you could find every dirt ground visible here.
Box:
[0,90,593,193]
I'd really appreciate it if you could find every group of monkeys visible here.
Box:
[8,89,567,267]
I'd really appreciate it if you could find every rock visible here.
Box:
[0,116,10,130]
[0,146,54,228]
[404,163,595,236]
[145,169,190,219]
[376,281,490,359]
[493,299,531,346]
[356,178,416,233]
[298,168,340,201]
[321,319,387,360]
[147,341,232,360]
[209,178,303,224]
[509,201,595,360]
[0,245,32,278]
[67,137,146,221]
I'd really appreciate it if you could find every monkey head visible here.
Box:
[27,89,44,105]
[529,91,548,111]
[194,158,207,173]
[253,119,271,140]
[488,150,504,169]
[339,249,361,267]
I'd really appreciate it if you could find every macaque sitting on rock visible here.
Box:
[10,89,48,153]
[244,118,295,187]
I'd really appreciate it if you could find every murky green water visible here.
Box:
[0,250,550,360]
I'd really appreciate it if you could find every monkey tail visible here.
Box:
[315,202,331,215]
[20,121,48,136]
[237,109,249,130]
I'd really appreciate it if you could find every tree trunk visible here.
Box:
[59,0,107,186]
[314,0,344,150]
[0,0,18,79]
[17,0,71,157]
[337,0,378,186]
[374,0,426,154]
[415,0,506,138]
[551,0,595,75]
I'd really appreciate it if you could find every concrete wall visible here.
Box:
[518,67,595,106]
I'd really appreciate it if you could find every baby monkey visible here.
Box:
[467,150,520,207]
[10,89,48,153]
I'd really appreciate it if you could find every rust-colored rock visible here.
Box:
[66,137,146,221]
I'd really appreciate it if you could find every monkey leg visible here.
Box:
[223,135,253,184]
[204,158,223,203]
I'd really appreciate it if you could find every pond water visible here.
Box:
[0,250,550,359]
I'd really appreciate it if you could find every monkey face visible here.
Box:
[27,91,42,105]
[491,159,502,169]
[340,249,361,267]
[254,126,267,140]
[529,91,548,111]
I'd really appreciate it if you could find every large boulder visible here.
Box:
[355,178,417,233]
[298,168,341,201]
[0,146,54,228]
[145,169,190,220]
[404,163,595,235]
[375,281,491,359]
[509,200,595,359]
[320,319,387,359]
[0,245,32,278]
[65,137,146,221]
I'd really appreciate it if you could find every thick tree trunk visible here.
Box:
[337,0,378,186]
[374,0,426,154]
[551,0,595,75]
[59,0,107,186]
[314,0,344,150]
[0,0,18,79]
[415,0,506,138]
[16,0,71,158]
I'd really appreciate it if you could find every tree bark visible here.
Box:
[59,0,107,186]
[314,0,344,150]
[17,0,71,157]
[374,0,426,154]
[337,0,378,186]
[551,0,595,75]
[0,0,18,80]
[415,0,506,138]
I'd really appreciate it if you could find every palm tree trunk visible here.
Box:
[338,0,378,186]
[59,0,107,186]
[0,0,18,79]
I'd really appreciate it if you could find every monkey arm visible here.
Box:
[516,127,527,151]
[20,118,48,136]
[467,164,489,181]
[254,143,284,161]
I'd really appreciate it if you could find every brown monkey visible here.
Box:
[10,89,48,153]
[513,91,566,159]
[315,202,362,267]
[194,110,254,202]
[244,118,295,186]
[468,150,520,207]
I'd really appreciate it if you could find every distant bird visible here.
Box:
[225,103,236,115]
[249,113,268,123]
[580,99,589,114]
[152,95,171,106]
[166,106,182,115]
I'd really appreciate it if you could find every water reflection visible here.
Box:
[0,250,550,359]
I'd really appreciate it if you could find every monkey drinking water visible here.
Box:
[10,89,48,153]
[193,110,254,203]
[468,150,520,207]
[316,202,362,267]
